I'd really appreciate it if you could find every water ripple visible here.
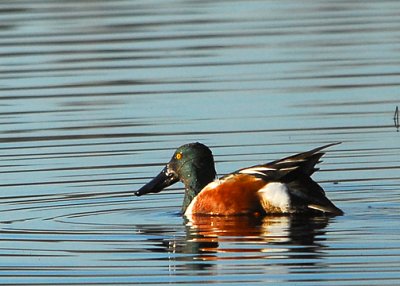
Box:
[0,0,400,285]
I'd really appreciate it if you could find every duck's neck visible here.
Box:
[181,167,216,213]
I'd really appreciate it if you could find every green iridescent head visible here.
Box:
[135,142,217,212]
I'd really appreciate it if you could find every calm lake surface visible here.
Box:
[1,0,400,285]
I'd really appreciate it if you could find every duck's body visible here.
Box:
[135,142,343,216]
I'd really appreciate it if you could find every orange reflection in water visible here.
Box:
[184,214,330,260]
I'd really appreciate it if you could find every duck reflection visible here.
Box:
[137,215,331,271]
[183,215,329,260]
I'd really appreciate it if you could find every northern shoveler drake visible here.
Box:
[135,142,343,216]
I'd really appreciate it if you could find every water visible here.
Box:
[1,0,400,285]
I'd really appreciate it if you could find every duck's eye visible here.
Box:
[176,153,182,160]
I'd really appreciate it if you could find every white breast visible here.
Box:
[184,180,221,216]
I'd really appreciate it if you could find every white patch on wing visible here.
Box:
[239,166,275,176]
[275,158,305,164]
[258,182,291,212]
[307,204,330,213]
[277,166,298,172]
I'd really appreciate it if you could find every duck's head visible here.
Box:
[135,142,217,212]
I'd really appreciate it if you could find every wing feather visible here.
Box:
[236,142,340,180]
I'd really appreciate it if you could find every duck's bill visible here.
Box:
[134,166,178,196]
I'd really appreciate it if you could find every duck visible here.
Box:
[135,142,343,216]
